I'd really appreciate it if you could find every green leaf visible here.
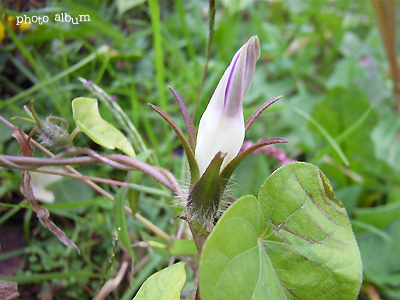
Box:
[169,239,198,256]
[127,171,143,215]
[133,262,186,300]
[311,88,386,186]
[326,57,366,89]
[47,177,95,213]
[200,162,362,300]
[114,187,133,255]
[220,0,252,15]
[72,97,135,157]
[357,219,400,298]
[117,0,146,16]
[354,201,400,229]
[309,105,373,166]
[339,32,364,58]
[371,112,400,173]
[293,106,349,166]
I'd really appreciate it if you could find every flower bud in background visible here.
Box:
[195,36,261,174]
[12,100,71,149]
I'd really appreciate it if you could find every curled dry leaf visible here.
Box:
[11,127,33,157]
[21,171,81,255]
[12,125,80,255]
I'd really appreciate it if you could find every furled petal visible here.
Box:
[195,36,260,174]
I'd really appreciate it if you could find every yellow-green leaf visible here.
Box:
[72,97,135,157]
[133,262,186,300]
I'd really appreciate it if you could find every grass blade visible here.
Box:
[291,106,349,166]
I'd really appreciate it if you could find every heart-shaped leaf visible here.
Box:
[72,97,135,157]
[200,162,362,300]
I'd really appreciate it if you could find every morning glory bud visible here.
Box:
[195,36,261,175]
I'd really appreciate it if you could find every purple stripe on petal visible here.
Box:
[244,45,250,91]
[224,50,241,107]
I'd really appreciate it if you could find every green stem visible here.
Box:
[188,223,209,255]
[148,0,168,136]
[69,127,80,144]
[192,0,216,121]
[188,222,209,300]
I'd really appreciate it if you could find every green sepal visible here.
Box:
[168,86,197,151]
[245,95,282,133]
[188,151,226,227]
[148,103,200,183]
[220,137,287,192]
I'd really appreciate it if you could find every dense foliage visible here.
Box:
[0,0,399,299]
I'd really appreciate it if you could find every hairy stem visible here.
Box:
[0,153,177,193]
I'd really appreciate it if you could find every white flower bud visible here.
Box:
[195,36,261,174]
